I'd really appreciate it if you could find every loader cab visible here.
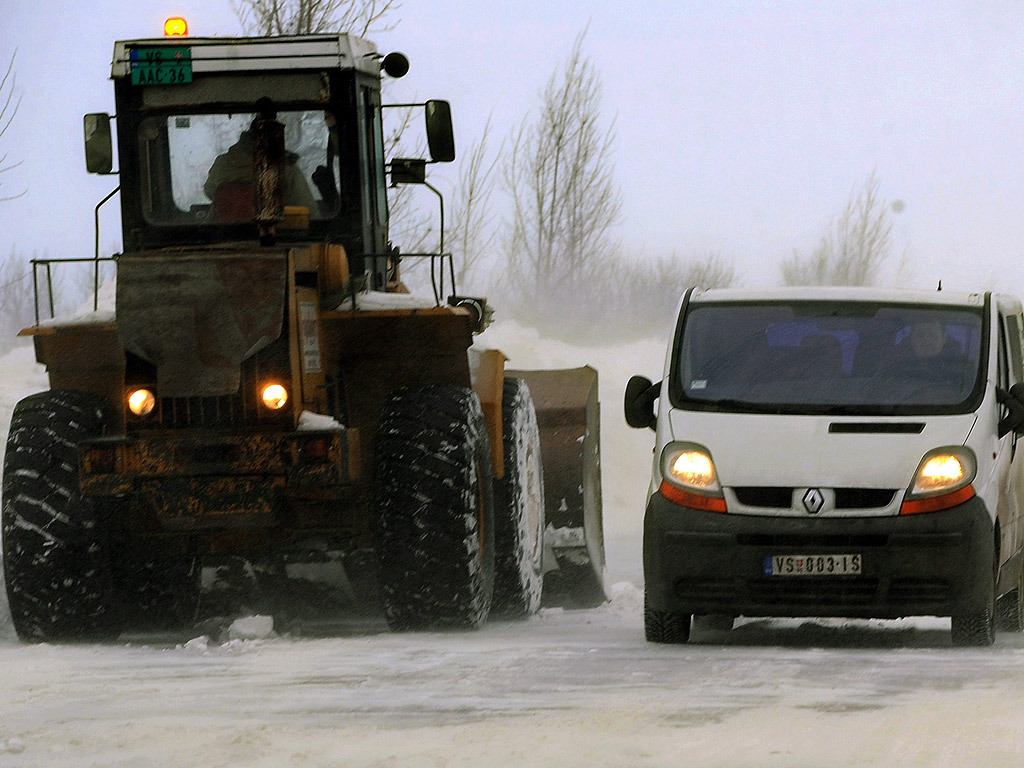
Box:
[85,34,440,291]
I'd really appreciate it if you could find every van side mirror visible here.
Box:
[425,100,455,163]
[83,113,113,174]
[624,375,660,430]
[997,382,1024,438]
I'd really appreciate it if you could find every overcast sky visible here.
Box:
[2,1,1024,291]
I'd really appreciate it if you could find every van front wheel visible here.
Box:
[951,572,996,647]
[996,563,1024,632]
[644,592,691,644]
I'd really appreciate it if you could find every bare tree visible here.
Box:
[448,119,499,293]
[233,0,400,35]
[781,172,894,287]
[504,30,621,297]
[576,251,736,342]
[0,51,22,202]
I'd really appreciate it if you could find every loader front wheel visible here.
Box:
[2,391,120,642]
[373,386,495,630]
[491,378,545,619]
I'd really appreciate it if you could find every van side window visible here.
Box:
[1004,314,1024,385]
[998,320,1010,392]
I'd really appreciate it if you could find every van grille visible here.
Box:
[748,577,880,605]
[736,533,888,547]
[731,487,896,510]
[888,579,950,603]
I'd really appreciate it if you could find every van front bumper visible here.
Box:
[643,491,994,619]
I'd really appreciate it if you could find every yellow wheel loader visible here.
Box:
[1,27,606,641]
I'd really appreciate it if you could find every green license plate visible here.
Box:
[130,47,192,85]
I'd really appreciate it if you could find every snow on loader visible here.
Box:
[1,25,606,642]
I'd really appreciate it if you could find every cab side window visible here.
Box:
[1004,313,1024,386]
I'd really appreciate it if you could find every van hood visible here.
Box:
[667,409,977,490]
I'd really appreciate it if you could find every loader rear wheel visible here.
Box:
[491,378,545,620]
[373,386,495,630]
[2,391,120,642]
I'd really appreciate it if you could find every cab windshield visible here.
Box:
[137,110,341,226]
[673,301,986,415]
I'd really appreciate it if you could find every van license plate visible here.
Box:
[765,554,862,576]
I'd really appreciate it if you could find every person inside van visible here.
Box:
[899,319,970,390]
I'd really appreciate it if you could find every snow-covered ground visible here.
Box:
[3,324,1024,766]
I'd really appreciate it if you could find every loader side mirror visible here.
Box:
[624,375,660,430]
[83,113,113,175]
[425,100,455,163]
[390,158,427,185]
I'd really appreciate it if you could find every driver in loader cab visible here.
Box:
[204,126,317,222]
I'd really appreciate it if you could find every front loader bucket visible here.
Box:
[509,367,607,608]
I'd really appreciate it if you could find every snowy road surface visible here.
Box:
[2,536,1024,768]
[2,330,1024,766]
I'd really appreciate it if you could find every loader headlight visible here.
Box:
[261,383,289,410]
[900,447,977,515]
[659,442,727,513]
[127,388,156,417]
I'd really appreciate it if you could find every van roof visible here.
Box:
[690,285,988,307]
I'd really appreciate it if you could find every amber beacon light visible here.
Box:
[164,17,189,36]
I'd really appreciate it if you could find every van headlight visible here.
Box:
[901,447,976,515]
[659,442,726,512]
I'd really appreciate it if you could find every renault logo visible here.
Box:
[803,488,824,514]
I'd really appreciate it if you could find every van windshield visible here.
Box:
[674,301,986,415]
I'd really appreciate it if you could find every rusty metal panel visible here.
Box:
[139,476,284,531]
[33,324,126,432]
[472,349,506,479]
[80,428,361,539]
[117,249,288,397]
[320,309,474,481]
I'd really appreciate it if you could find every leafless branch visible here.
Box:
[782,171,894,287]
[449,118,499,292]
[0,51,24,202]
[503,28,622,300]
[233,0,401,36]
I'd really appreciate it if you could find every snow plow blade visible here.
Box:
[509,366,607,608]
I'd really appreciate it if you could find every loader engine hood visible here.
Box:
[116,249,288,397]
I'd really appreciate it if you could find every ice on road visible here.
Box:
[1,326,1022,766]
[2,568,1024,768]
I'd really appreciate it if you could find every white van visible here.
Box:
[625,287,1024,646]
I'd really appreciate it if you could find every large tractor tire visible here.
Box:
[373,386,495,630]
[2,390,120,642]
[491,377,545,620]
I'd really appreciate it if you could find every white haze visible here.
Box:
[2,324,1024,766]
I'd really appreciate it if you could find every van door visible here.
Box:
[996,308,1024,575]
